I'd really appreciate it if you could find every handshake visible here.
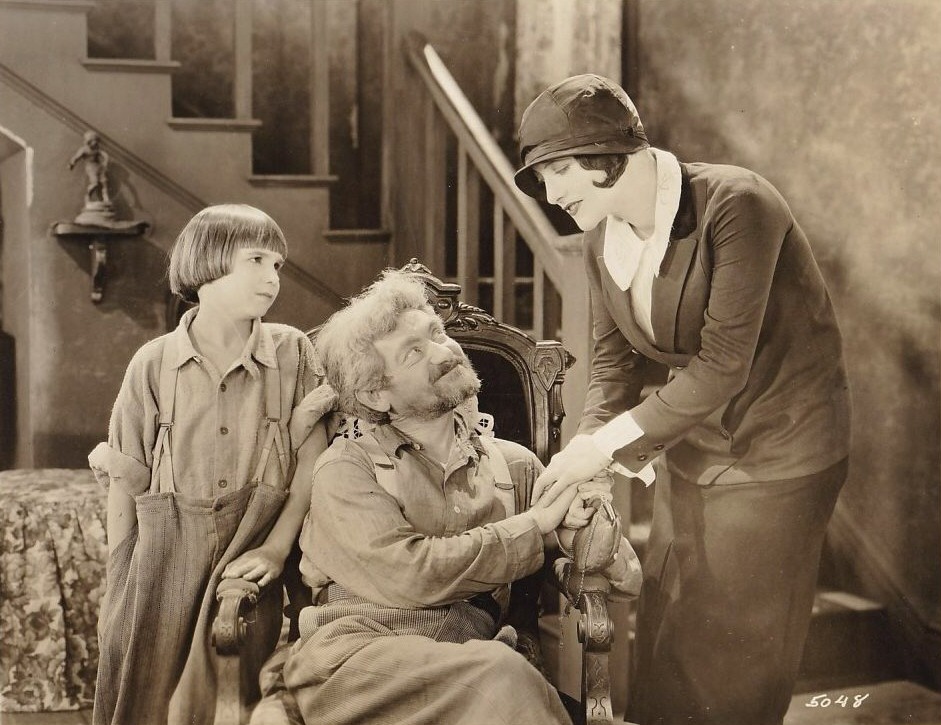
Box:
[529,470,642,599]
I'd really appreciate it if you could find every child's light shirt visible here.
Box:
[90,307,322,498]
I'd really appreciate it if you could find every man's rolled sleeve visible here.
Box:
[484,514,545,581]
[304,443,548,609]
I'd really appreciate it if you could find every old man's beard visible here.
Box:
[411,357,481,421]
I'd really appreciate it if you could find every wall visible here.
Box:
[0,130,32,466]
[0,80,192,467]
[632,0,941,675]
[515,0,623,129]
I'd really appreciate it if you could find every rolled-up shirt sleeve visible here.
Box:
[89,343,160,497]
[301,451,545,609]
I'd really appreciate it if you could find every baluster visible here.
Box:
[533,257,545,339]
[309,0,330,174]
[234,0,252,120]
[154,0,171,62]
[543,275,563,341]
[493,204,516,326]
[422,97,447,273]
[457,146,480,305]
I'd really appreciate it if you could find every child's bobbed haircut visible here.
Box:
[168,204,288,303]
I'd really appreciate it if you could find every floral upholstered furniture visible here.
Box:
[0,468,107,712]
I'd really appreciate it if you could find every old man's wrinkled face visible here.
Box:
[372,308,480,421]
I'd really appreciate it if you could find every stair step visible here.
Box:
[0,0,94,9]
[323,228,392,244]
[249,174,338,188]
[167,117,261,132]
[82,58,180,74]
[785,680,941,724]
[797,589,900,694]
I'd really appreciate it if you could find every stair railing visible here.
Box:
[403,33,589,438]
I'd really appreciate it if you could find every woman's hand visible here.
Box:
[221,545,284,587]
[533,434,611,505]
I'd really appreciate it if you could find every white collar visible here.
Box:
[602,148,682,291]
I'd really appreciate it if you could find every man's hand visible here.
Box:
[527,482,582,535]
[557,475,614,550]
[562,475,614,529]
[532,434,611,506]
[221,545,284,588]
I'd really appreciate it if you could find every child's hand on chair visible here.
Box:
[222,545,284,588]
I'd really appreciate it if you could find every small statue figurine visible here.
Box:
[54,129,150,303]
[68,130,115,225]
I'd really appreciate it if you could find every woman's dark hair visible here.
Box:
[575,153,630,188]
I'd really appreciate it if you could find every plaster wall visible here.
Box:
[0,133,33,466]
[514,0,623,128]
[632,0,941,635]
[1,81,191,468]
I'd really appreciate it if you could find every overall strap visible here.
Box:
[477,436,516,517]
[355,432,402,503]
[151,346,179,494]
[251,361,287,485]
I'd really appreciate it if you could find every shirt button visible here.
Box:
[675,365,686,370]
[220,426,229,435]
[220,383,227,392]
[453,505,460,514]
[637,454,648,461]
[218,479,228,488]
[654,444,665,451]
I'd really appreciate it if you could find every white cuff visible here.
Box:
[590,413,656,486]
[608,460,656,486]
[590,411,645,458]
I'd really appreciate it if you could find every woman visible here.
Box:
[515,74,851,725]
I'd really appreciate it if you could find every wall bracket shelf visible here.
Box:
[52,221,150,303]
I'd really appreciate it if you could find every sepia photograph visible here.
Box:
[0,1,938,724]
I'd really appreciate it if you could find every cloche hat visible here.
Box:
[514,74,649,198]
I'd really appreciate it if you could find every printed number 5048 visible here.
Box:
[805,693,870,708]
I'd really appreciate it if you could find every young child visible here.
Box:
[89,204,331,725]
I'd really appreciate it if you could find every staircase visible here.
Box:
[0,0,389,331]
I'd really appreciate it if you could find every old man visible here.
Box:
[267,270,640,725]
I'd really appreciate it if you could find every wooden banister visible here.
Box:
[404,32,591,444]
[404,32,567,291]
